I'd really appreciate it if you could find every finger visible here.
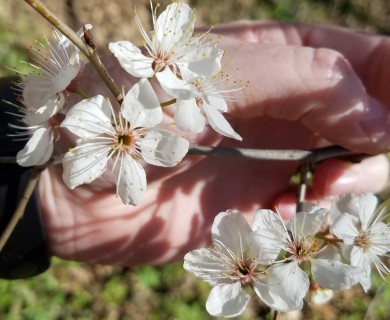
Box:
[312,155,390,196]
[211,21,390,108]
[273,154,389,219]
[219,35,390,154]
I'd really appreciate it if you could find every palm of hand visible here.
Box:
[39,22,390,266]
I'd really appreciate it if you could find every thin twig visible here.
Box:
[0,145,367,164]
[23,0,123,104]
[0,166,45,252]
[296,161,310,212]
[273,310,280,320]
[188,145,365,162]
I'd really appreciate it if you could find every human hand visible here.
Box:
[39,21,390,266]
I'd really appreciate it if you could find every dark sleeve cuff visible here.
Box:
[0,76,50,279]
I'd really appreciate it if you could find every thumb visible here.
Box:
[220,36,390,154]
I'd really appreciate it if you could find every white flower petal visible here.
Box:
[330,213,359,245]
[203,103,242,140]
[17,127,53,167]
[109,41,154,78]
[61,95,113,138]
[114,155,147,206]
[356,193,379,229]
[350,246,371,272]
[252,209,284,261]
[25,94,64,126]
[178,46,223,80]
[369,222,390,255]
[211,210,254,257]
[175,99,205,133]
[50,64,80,94]
[203,91,228,112]
[183,248,234,287]
[349,247,372,291]
[141,129,189,167]
[254,262,308,312]
[23,78,52,108]
[62,142,110,189]
[205,283,249,318]
[156,68,198,100]
[121,79,162,129]
[155,2,195,51]
[288,208,328,236]
[310,258,365,290]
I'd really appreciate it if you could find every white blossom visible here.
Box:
[18,26,90,109]
[10,94,65,167]
[183,210,271,318]
[174,71,242,140]
[252,208,365,312]
[60,79,189,205]
[109,2,223,99]
[330,193,390,291]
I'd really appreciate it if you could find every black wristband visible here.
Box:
[0,77,50,279]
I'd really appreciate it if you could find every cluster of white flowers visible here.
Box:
[12,0,390,317]
[184,193,390,317]
[13,2,242,205]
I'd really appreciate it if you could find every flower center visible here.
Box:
[235,258,255,286]
[291,236,320,260]
[152,55,169,73]
[354,232,371,249]
[117,133,134,148]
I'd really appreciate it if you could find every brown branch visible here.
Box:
[0,166,45,252]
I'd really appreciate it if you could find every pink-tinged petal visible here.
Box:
[203,103,242,140]
[178,47,223,80]
[252,209,285,261]
[183,248,234,286]
[330,213,359,245]
[206,283,249,318]
[156,68,198,100]
[62,142,110,189]
[121,79,162,129]
[175,99,205,133]
[61,95,113,138]
[310,258,365,290]
[140,129,189,167]
[211,210,253,256]
[114,155,146,206]
[155,2,195,51]
[17,128,53,167]
[109,41,154,78]
[254,262,308,312]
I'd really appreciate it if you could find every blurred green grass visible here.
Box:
[2,0,390,319]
